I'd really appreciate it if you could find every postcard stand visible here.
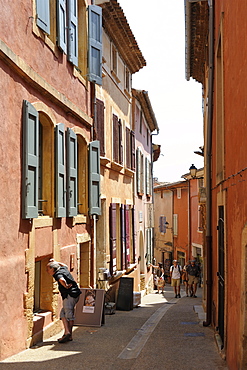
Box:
[74,288,105,327]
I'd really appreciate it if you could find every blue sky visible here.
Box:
[121,0,204,182]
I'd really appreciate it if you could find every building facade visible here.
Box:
[185,1,247,368]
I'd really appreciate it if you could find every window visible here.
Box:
[77,135,88,215]
[159,215,166,234]
[112,114,123,165]
[136,147,144,195]
[88,4,102,85]
[22,100,94,219]
[95,99,105,156]
[88,141,101,215]
[177,188,181,199]
[125,68,130,93]
[173,214,178,236]
[35,1,102,84]
[112,45,118,75]
[145,157,152,196]
[22,101,54,219]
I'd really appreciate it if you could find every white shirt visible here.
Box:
[170,264,181,279]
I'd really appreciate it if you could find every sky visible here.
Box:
[120,0,204,183]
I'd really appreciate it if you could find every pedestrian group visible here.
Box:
[152,259,201,299]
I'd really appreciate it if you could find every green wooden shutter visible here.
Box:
[22,100,39,219]
[56,123,66,217]
[88,5,102,85]
[67,0,78,66]
[88,140,101,215]
[67,128,78,217]
[57,0,67,53]
[36,0,50,34]
[112,114,119,163]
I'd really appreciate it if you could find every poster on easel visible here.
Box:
[74,288,105,327]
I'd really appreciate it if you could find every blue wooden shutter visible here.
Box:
[36,0,50,34]
[88,5,102,85]
[22,100,39,219]
[67,128,78,217]
[67,0,78,66]
[56,123,66,217]
[88,140,101,215]
[57,0,67,53]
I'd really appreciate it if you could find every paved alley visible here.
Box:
[1,285,227,370]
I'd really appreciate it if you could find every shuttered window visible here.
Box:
[120,204,126,270]
[132,206,136,263]
[66,128,78,216]
[57,0,78,66]
[113,114,119,163]
[110,203,117,275]
[95,99,105,156]
[126,127,130,169]
[145,158,152,196]
[173,214,178,236]
[36,0,50,34]
[55,123,66,217]
[159,215,166,233]
[67,0,78,66]
[22,100,39,219]
[88,140,101,215]
[88,5,102,85]
[131,130,135,171]
[118,119,123,165]
[57,0,67,53]
[125,205,130,267]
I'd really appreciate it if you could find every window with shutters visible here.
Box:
[111,44,120,82]
[126,127,131,169]
[136,147,144,196]
[173,214,178,236]
[125,128,135,171]
[88,4,102,85]
[95,99,105,156]
[38,113,54,217]
[145,157,152,197]
[22,101,54,219]
[112,114,123,166]
[77,135,88,215]
[159,216,166,234]
[88,140,101,215]
[124,67,131,96]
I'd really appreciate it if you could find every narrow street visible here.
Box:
[1,285,227,370]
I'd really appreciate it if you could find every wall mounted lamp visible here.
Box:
[189,164,197,178]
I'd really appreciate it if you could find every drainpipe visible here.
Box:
[203,0,214,327]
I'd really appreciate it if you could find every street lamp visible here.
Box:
[189,164,197,178]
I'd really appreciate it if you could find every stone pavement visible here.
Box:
[1,285,228,370]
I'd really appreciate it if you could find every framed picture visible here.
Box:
[74,288,105,327]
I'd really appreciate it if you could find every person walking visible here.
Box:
[182,261,190,297]
[46,259,81,343]
[170,260,182,298]
[187,259,201,298]
[151,262,165,294]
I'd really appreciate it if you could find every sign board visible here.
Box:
[116,277,133,311]
[74,288,105,327]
